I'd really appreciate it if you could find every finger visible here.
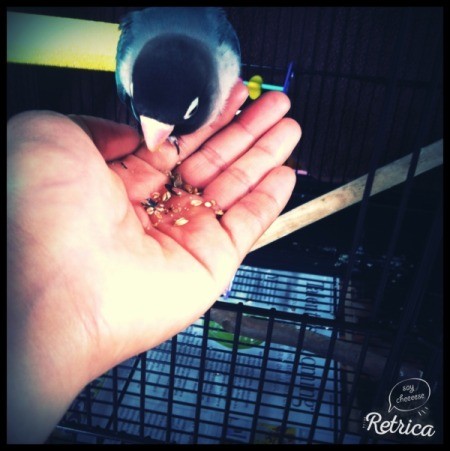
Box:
[108,154,172,231]
[220,166,296,261]
[202,118,301,210]
[177,91,292,188]
[133,80,249,172]
[69,115,142,161]
[109,154,168,203]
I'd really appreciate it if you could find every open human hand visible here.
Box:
[7,81,300,442]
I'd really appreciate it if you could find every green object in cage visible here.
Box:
[208,320,263,350]
[244,74,284,99]
[246,75,263,99]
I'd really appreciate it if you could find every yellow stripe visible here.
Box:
[7,11,120,72]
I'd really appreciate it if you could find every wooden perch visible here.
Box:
[232,143,442,377]
[252,139,443,252]
[210,309,420,380]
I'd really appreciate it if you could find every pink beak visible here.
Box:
[140,115,174,151]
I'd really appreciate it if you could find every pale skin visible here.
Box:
[7,81,301,443]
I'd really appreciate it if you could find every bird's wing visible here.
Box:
[115,10,139,102]
[116,8,172,102]
[209,8,241,116]
[212,8,241,59]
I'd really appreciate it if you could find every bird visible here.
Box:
[115,7,241,154]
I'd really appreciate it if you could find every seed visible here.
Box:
[156,205,166,212]
[165,184,183,196]
[173,173,183,188]
[174,217,189,226]
[154,211,163,219]
[162,191,171,202]
[215,209,224,216]
[204,201,212,208]
[151,192,161,200]
[210,199,217,206]
[142,198,157,208]
[146,207,155,215]
[190,199,203,207]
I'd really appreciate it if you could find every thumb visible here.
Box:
[69,115,143,161]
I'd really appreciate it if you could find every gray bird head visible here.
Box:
[131,34,219,150]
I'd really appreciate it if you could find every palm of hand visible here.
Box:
[7,82,300,373]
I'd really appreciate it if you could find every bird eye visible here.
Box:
[183,97,199,120]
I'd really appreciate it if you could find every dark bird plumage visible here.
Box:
[115,7,241,152]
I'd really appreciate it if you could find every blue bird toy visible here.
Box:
[116,7,241,154]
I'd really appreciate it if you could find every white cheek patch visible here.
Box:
[130,81,134,98]
[184,97,199,120]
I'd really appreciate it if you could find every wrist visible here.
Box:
[7,234,107,443]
